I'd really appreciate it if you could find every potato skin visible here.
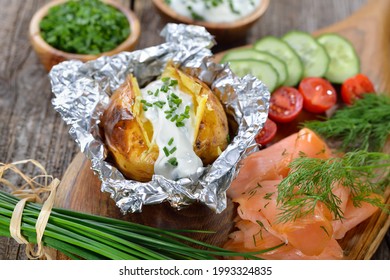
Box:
[101,67,229,182]
[193,80,229,165]
[101,76,158,182]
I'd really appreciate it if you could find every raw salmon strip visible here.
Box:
[227,133,297,199]
[225,128,382,259]
[332,193,382,239]
[228,128,332,200]
[234,179,334,256]
[224,218,343,260]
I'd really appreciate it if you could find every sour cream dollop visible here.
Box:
[166,0,262,23]
[140,77,203,180]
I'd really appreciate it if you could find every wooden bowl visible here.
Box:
[152,0,269,45]
[29,0,141,71]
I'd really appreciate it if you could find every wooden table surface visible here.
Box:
[0,0,388,260]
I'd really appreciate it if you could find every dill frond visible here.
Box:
[304,94,390,152]
[276,151,390,223]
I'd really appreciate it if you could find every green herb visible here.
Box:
[161,84,169,93]
[171,115,178,122]
[320,225,330,237]
[276,150,390,223]
[0,191,282,260]
[168,137,174,146]
[163,145,177,157]
[39,0,130,55]
[163,147,170,157]
[170,93,179,99]
[304,94,390,152]
[168,157,179,166]
[170,79,179,87]
[263,192,274,200]
[228,0,241,15]
[140,100,153,107]
[187,6,205,21]
[153,101,166,109]
[247,183,262,199]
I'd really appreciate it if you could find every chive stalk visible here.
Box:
[0,191,281,260]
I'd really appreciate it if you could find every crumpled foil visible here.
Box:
[49,23,270,214]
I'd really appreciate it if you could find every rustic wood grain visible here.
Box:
[1,0,388,260]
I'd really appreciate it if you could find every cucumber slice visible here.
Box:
[317,33,360,84]
[228,59,279,92]
[282,30,330,78]
[221,49,288,87]
[254,36,303,87]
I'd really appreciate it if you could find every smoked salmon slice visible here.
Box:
[225,128,381,259]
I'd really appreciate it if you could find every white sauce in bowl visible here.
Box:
[140,77,203,180]
[165,0,262,23]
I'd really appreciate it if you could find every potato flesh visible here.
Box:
[101,63,229,181]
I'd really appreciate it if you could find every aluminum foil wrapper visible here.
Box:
[49,23,270,214]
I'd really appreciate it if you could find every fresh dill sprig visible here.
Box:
[304,94,390,152]
[276,150,390,223]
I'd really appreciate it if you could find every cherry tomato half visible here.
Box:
[341,74,375,105]
[255,118,277,146]
[268,86,304,123]
[298,77,337,113]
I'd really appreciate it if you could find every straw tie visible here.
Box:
[0,159,60,260]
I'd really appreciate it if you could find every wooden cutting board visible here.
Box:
[54,0,390,260]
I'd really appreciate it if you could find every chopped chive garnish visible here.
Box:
[168,157,178,166]
[164,109,174,114]
[154,89,160,96]
[172,98,182,106]
[161,84,169,92]
[153,101,166,108]
[176,115,186,122]
[169,147,177,154]
[161,77,170,83]
[165,114,172,119]
[170,79,178,86]
[142,105,148,112]
[163,147,170,157]
[168,137,174,145]
[170,93,179,99]
[147,90,153,95]
[140,100,152,107]
[176,121,185,127]
[171,115,178,122]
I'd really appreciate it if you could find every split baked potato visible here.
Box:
[101,62,229,182]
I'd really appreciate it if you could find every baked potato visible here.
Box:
[101,62,229,182]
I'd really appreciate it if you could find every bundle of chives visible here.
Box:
[0,191,281,260]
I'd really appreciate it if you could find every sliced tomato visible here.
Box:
[341,74,375,105]
[268,86,303,123]
[255,118,277,146]
[298,77,337,113]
